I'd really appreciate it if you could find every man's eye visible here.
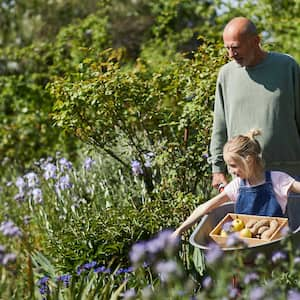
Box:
[225,46,239,51]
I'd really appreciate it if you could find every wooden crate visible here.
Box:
[209,213,288,247]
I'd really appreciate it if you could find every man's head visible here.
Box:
[223,17,264,67]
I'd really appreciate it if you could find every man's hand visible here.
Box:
[212,172,228,190]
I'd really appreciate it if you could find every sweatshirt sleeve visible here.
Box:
[209,70,228,173]
[293,60,300,133]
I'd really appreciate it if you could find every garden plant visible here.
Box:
[0,0,299,299]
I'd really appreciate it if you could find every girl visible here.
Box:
[173,129,300,238]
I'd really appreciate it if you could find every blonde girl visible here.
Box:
[173,129,300,238]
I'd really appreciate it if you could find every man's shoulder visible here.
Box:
[218,61,240,77]
[268,52,298,65]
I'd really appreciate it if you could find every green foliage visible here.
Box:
[50,40,226,197]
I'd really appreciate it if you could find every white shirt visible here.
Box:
[224,171,295,213]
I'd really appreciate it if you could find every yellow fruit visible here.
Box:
[231,218,245,232]
[239,228,252,238]
[220,229,228,237]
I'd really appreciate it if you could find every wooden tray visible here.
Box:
[209,213,288,247]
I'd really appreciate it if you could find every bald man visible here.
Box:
[209,17,300,192]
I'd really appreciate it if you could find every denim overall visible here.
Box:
[235,171,284,217]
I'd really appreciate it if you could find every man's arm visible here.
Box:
[209,73,228,188]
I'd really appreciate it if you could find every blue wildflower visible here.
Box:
[222,221,232,233]
[37,276,50,296]
[155,259,181,282]
[226,232,247,248]
[83,157,96,171]
[2,253,17,266]
[143,152,154,168]
[116,267,134,275]
[294,257,300,266]
[94,266,111,274]
[0,220,22,237]
[76,261,97,275]
[24,172,39,188]
[55,174,72,191]
[272,251,287,264]
[131,160,143,176]
[202,276,213,289]
[228,286,239,299]
[146,230,178,254]
[15,176,26,191]
[59,158,73,171]
[244,272,259,285]
[42,163,57,180]
[32,188,43,204]
[287,289,300,300]
[249,286,265,300]
[14,192,25,202]
[57,274,72,287]
[205,242,223,264]
[122,288,136,299]
[129,242,147,265]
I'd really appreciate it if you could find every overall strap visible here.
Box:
[265,171,272,184]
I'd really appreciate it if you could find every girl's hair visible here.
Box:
[223,129,264,174]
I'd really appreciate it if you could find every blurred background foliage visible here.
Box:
[0,0,299,179]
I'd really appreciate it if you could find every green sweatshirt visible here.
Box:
[209,52,300,176]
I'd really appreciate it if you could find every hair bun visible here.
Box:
[246,128,261,140]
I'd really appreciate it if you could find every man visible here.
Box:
[209,17,300,190]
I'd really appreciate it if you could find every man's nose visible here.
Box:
[228,48,238,58]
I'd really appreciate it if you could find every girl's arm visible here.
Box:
[172,191,230,238]
[289,180,300,194]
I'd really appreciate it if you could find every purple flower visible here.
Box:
[226,232,247,248]
[222,221,232,233]
[14,192,25,202]
[287,289,300,300]
[228,286,239,299]
[244,272,259,284]
[281,226,291,236]
[146,230,178,254]
[122,288,136,299]
[32,188,43,204]
[83,157,96,171]
[15,176,26,191]
[294,257,300,265]
[94,266,111,274]
[143,152,154,168]
[202,276,213,289]
[37,276,50,296]
[56,174,72,191]
[59,158,73,171]
[271,251,287,264]
[155,259,181,282]
[76,261,97,274]
[57,274,72,287]
[205,242,223,264]
[24,172,39,188]
[42,163,57,180]
[116,267,134,275]
[23,215,31,225]
[131,160,143,176]
[249,286,265,300]
[1,253,16,266]
[0,220,22,237]
[129,242,147,265]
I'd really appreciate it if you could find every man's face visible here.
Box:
[223,32,257,67]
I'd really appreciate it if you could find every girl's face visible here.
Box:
[224,154,248,179]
